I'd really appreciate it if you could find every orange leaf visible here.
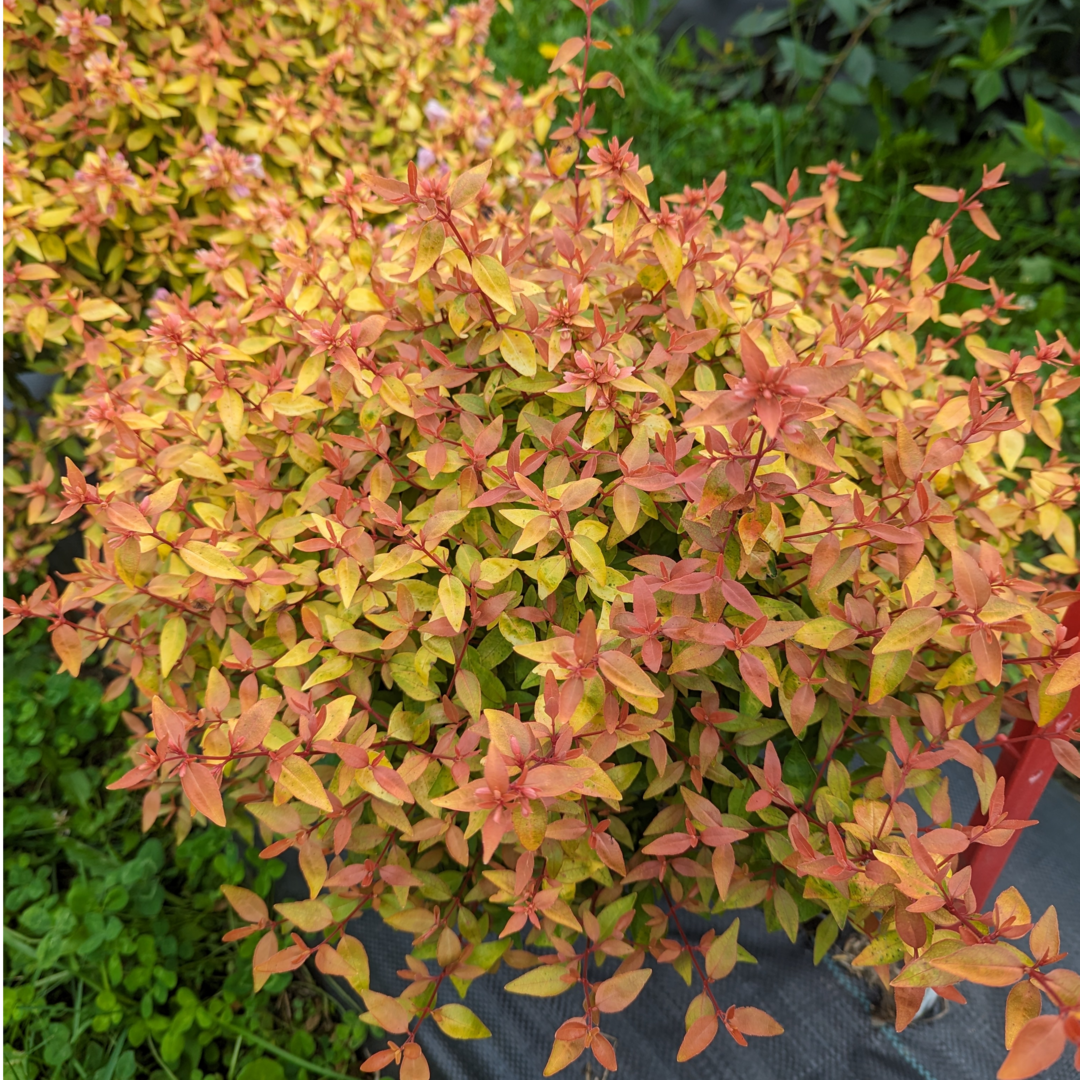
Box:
[677,1013,719,1062]
[731,1006,784,1037]
[1029,906,1060,963]
[221,884,267,924]
[360,990,413,1034]
[914,185,960,203]
[52,625,83,677]
[969,207,1000,241]
[997,1015,1066,1079]
[251,930,277,992]
[547,36,585,73]
[255,942,310,974]
[893,986,926,1033]
[593,968,652,1013]
[930,943,1028,987]
[181,763,226,827]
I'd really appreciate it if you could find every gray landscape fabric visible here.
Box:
[275,767,1080,1080]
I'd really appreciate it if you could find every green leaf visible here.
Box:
[972,69,1004,111]
[853,928,906,966]
[773,886,800,943]
[814,915,839,965]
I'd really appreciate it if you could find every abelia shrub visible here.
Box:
[3,0,551,366]
[6,2,1080,1077]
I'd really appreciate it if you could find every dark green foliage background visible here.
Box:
[3,622,368,1080]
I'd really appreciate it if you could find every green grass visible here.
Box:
[2,622,368,1080]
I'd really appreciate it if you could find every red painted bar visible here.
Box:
[961,600,1080,908]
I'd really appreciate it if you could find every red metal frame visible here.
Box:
[960,600,1080,908]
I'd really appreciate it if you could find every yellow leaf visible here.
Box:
[910,235,942,279]
[449,160,492,209]
[263,392,326,417]
[613,485,640,533]
[344,287,385,312]
[179,542,247,581]
[302,653,352,690]
[76,298,128,322]
[218,388,246,442]
[296,354,326,395]
[471,254,516,314]
[439,574,467,632]
[653,229,684,287]
[160,616,187,679]
[52,625,83,678]
[500,329,537,376]
[178,451,228,485]
[850,248,899,269]
[569,535,607,585]
[274,899,333,932]
[432,1003,491,1040]
[409,220,446,282]
[504,963,574,998]
[613,199,639,257]
[275,640,322,668]
[223,266,249,299]
[237,336,281,355]
[278,755,333,812]
[1047,652,1080,697]
[379,376,413,416]
[293,283,323,315]
[597,650,660,699]
[336,557,360,608]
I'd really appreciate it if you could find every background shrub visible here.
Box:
[3,0,550,377]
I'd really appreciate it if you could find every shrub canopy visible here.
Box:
[5,1,1080,1078]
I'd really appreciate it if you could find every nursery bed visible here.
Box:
[276,771,1080,1080]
